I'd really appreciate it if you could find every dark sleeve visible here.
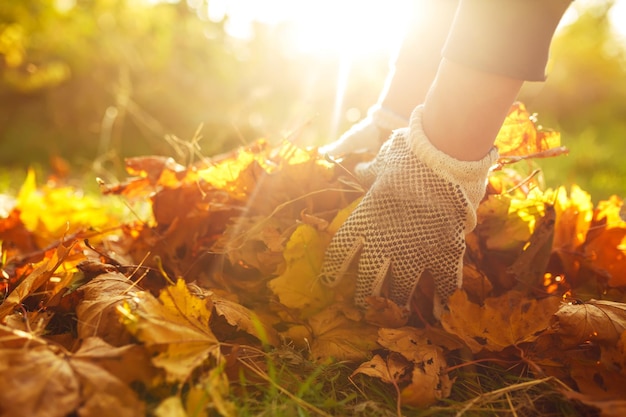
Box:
[442,0,572,81]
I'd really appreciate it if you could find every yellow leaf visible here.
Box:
[16,169,128,247]
[268,224,332,315]
[441,290,561,353]
[185,367,237,417]
[495,102,561,157]
[119,279,219,382]
[155,397,187,417]
[476,192,547,252]
[552,185,593,252]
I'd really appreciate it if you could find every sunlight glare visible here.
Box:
[205,0,411,58]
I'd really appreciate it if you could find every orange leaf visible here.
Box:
[495,102,561,157]
[441,290,561,353]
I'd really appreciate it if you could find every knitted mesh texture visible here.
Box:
[320,106,498,309]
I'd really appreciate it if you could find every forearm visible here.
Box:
[422,0,571,161]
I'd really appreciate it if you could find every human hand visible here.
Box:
[320,106,498,316]
[319,105,408,156]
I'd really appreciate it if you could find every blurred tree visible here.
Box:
[520,0,626,200]
[0,0,255,173]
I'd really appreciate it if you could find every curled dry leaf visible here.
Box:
[0,239,75,320]
[379,327,453,407]
[353,327,453,408]
[212,296,280,346]
[352,352,410,388]
[551,299,626,347]
[441,290,561,353]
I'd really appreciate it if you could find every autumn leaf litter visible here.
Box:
[0,102,625,416]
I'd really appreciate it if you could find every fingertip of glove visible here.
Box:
[318,273,339,288]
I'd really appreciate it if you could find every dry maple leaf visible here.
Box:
[119,278,220,382]
[379,327,453,407]
[306,303,379,362]
[441,290,561,353]
[0,342,145,417]
[551,299,626,347]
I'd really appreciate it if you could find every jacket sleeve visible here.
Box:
[442,0,572,81]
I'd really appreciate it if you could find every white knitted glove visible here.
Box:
[320,106,498,315]
[319,105,408,156]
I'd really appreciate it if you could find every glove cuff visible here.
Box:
[369,105,409,132]
[407,105,499,232]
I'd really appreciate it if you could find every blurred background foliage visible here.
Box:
[0,0,624,201]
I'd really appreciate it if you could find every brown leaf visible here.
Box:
[363,296,409,328]
[70,355,146,417]
[308,303,379,362]
[602,330,626,376]
[212,295,280,346]
[0,343,145,417]
[376,327,453,407]
[551,299,626,347]
[73,337,157,385]
[569,359,626,403]
[76,272,136,346]
[352,352,410,386]
[584,230,626,288]
[441,290,561,353]
[559,390,626,417]
[0,346,79,417]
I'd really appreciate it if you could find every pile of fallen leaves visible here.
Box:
[0,103,625,416]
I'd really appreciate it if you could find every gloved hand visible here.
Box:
[319,105,408,156]
[320,106,498,316]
